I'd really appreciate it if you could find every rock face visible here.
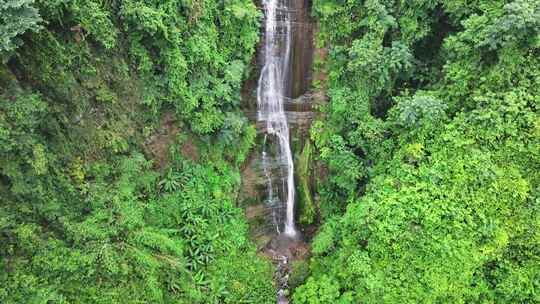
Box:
[240,0,314,238]
[240,1,314,301]
[242,0,313,108]
[286,0,313,99]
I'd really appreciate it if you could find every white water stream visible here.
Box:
[257,0,297,237]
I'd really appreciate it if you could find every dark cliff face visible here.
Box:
[286,0,313,99]
[242,0,313,110]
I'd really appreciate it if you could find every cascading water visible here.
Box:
[257,0,297,237]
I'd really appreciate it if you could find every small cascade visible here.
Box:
[257,0,297,237]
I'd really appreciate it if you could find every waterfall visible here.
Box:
[257,0,297,237]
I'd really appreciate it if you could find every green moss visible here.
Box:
[297,140,316,225]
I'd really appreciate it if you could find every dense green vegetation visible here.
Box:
[3,0,540,303]
[294,0,540,303]
[1,1,274,303]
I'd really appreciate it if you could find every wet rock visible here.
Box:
[246,204,267,220]
[240,0,314,303]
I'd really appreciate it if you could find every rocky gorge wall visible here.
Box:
[239,0,316,245]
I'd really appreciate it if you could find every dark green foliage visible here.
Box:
[288,260,310,290]
[295,0,540,302]
[119,0,260,133]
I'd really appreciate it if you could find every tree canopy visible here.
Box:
[294,0,540,302]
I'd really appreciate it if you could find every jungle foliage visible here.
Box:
[3,0,540,302]
[294,0,540,303]
[0,0,274,303]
